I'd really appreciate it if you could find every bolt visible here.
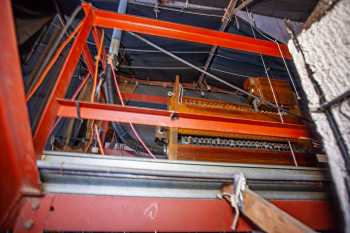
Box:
[31,199,40,210]
[23,219,34,230]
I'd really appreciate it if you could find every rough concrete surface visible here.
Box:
[289,0,350,230]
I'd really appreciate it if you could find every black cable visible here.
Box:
[104,63,163,155]
[27,5,82,95]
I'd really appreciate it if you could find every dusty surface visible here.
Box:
[289,0,350,230]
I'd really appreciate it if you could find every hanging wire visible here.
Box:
[94,124,105,155]
[26,21,84,101]
[245,12,301,99]
[245,7,298,167]
[47,73,90,141]
[91,30,105,102]
[109,60,156,159]
[129,1,223,18]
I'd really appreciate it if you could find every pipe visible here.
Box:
[317,89,350,112]
[198,0,254,85]
[109,0,128,56]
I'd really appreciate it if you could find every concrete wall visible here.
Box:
[289,0,350,230]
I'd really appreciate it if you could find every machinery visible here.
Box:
[164,76,318,166]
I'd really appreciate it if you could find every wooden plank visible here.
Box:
[241,189,316,233]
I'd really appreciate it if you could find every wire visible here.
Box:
[26,21,83,101]
[47,73,90,138]
[110,61,156,159]
[210,67,251,78]
[244,11,300,99]
[27,5,82,96]
[91,30,105,102]
[94,124,105,155]
[245,7,298,167]
[129,1,223,18]
[128,31,252,98]
[120,48,209,54]
[120,66,250,78]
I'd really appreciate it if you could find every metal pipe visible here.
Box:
[109,0,128,56]
[317,89,350,112]
[198,0,254,84]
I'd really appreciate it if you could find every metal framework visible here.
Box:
[33,3,302,158]
[0,1,335,232]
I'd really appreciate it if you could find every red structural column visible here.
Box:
[0,0,41,229]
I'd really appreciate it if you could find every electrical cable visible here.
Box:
[110,61,156,159]
[27,5,82,96]
[26,21,83,101]
[104,58,163,156]
[129,1,223,18]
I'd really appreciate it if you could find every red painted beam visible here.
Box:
[88,3,291,59]
[0,0,41,229]
[13,194,334,232]
[56,99,310,140]
[122,92,168,105]
[82,43,95,76]
[33,9,94,157]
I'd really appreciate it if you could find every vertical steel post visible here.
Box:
[109,0,128,57]
[0,0,41,229]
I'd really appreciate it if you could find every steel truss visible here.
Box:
[0,1,335,232]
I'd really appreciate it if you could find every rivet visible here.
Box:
[23,219,34,230]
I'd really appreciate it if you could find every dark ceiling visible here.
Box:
[14,0,318,90]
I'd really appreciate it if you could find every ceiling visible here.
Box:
[14,0,318,91]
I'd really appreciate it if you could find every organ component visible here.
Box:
[162,76,317,166]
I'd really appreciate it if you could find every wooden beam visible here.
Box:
[222,185,317,233]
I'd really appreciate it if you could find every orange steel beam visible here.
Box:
[56,99,310,140]
[88,3,291,59]
[33,7,94,157]
[32,3,296,156]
